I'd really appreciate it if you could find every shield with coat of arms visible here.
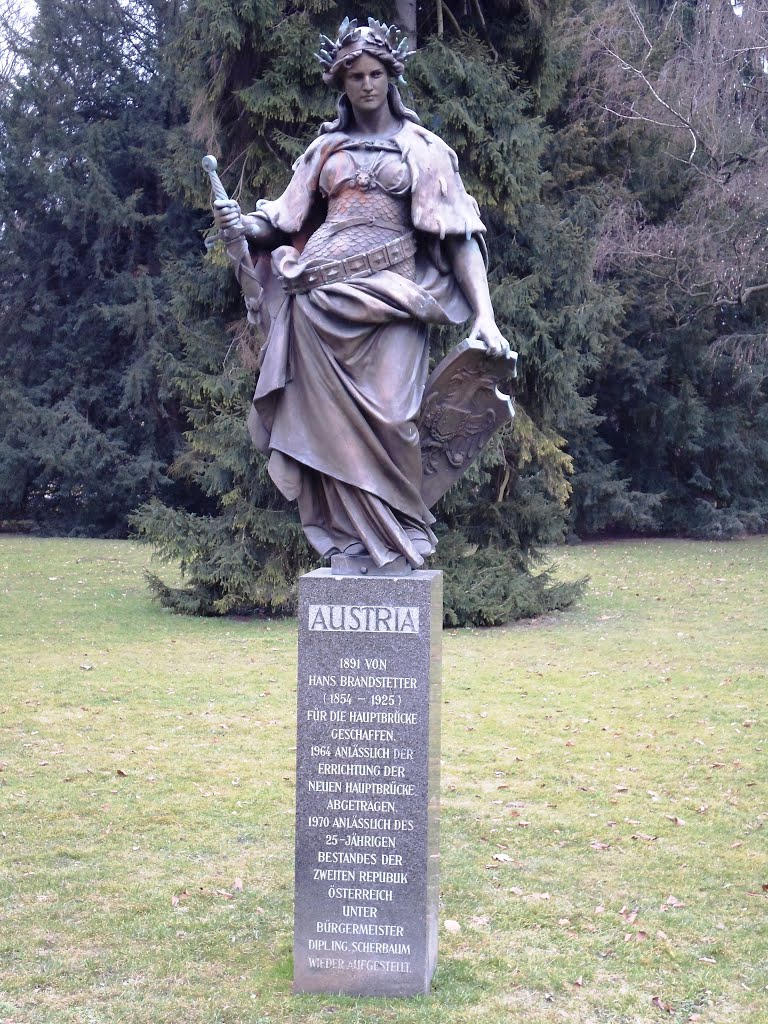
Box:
[418,339,517,509]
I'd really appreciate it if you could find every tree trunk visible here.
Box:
[394,0,416,43]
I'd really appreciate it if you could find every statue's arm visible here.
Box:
[445,236,511,358]
[213,199,282,249]
[242,211,282,247]
[212,138,329,246]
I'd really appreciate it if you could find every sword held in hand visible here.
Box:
[202,154,229,205]
[202,154,264,323]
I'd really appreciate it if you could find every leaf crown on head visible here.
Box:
[315,16,411,85]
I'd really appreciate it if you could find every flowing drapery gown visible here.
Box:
[245,121,486,568]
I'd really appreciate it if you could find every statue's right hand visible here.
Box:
[213,198,244,238]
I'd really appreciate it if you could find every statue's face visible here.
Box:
[342,53,389,117]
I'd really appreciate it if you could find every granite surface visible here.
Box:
[293,568,442,997]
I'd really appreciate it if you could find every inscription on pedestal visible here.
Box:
[294,569,442,997]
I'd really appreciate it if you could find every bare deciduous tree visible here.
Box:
[0,0,32,89]
[572,0,768,350]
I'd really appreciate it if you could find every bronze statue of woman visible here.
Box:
[213,17,514,571]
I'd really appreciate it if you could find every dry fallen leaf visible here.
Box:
[492,853,512,863]
[233,877,243,892]
[444,920,461,934]
[651,995,673,1013]
[698,956,716,964]
[619,906,639,925]
[590,840,611,851]
[509,886,524,896]
[632,832,658,842]
[663,895,684,909]
[665,815,686,826]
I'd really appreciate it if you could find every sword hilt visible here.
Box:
[202,154,229,204]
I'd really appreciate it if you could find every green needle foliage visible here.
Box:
[131,0,604,623]
[0,0,199,536]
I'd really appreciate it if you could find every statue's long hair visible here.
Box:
[319,50,421,135]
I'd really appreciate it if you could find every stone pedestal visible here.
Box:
[293,569,442,997]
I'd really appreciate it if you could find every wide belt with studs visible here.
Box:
[282,232,417,295]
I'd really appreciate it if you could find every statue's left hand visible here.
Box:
[468,315,515,359]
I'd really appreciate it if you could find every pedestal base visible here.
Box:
[293,568,442,997]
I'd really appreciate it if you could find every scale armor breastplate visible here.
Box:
[301,190,415,279]
[300,143,416,280]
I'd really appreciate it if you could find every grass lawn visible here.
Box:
[1,535,766,1024]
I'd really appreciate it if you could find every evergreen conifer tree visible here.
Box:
[131,0,630,622]
[131,0,336,612]
[0,0,196,535]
